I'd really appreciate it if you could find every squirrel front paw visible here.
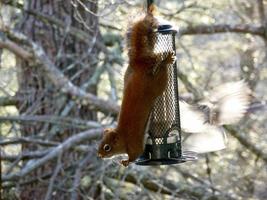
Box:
[165,51,176,64]
[120,159,130,167]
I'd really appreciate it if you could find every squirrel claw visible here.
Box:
[120,159,130,167]
[166,52,176,64]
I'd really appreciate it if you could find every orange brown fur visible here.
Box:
[98,6,175,166]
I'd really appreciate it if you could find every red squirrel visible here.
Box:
[97,5,175,166]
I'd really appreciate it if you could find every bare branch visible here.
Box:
[160,1,203,16]
[257,0,267,42]
[177,69,203,100]
[179,24,265,38]
[0,34,32,60]
[44,153,62,200]
[34,43,119,115]
[0,96,18,106]
[0,29,120,115]
[1,149,50,162]
[0,115,102,129]
[1,145,93,162]
[71,153,92,200]
[174,167,236,200]
[0,137,58,146]
[257,0,265,24]
[224,125,267,164]
[2,163,75,189]
[247,100,267,113]
[2,0,109,54]
[2,128,103,181]
[114,172,222,199]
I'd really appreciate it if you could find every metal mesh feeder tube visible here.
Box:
[135,24,197,165]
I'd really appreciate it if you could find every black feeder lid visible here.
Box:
[157,24,177,34]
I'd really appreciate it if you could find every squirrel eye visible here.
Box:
[103,144,111,152]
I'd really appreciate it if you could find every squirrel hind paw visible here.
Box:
[166,51,176,64]
[120,159,130,167]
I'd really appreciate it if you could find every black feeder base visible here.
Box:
[135,135,197,165]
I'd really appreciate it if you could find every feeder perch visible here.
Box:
[135,2,197,165]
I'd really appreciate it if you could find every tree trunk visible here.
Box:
[15,0,100,199]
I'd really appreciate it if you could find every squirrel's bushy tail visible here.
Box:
[147,4,156,15]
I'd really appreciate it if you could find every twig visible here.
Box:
[177,70,203,100]
[0,137,58,146]
[71,153,92,200]
[179,24,265,38]
[1,149,50,162]
[160,1,201,16]
[2,128,102,181]
[0,33,32,60]
[2,163,76,189]
[174,167,237,200]
[30,38,119,115]
[44,152,62,200]
[0,150,2,199]
[108,171,225,199]
[0,115,102,129]
[2,0,109,54]
[177,40,195,70]
[205,155,215,194]
[0,29,120,115]
[247,100,267,113]
[106,63,118,101]
[0,96,18,106]
[224,125,267,164]
[257,0,267,38]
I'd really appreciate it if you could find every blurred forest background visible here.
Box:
[0,0,267,199]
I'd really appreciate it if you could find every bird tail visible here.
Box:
[182,126,227,153]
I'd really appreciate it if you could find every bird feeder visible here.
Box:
[135,1,197,165]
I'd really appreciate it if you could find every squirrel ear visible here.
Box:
[112,134,119,144]
[103,128,112,134]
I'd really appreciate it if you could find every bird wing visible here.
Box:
[182,126,227,153]
[205,80,251,125]
[179,101,210,133]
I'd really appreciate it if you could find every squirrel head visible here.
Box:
[97,128,126,158]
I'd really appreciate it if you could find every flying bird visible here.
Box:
[180,81,251,153]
